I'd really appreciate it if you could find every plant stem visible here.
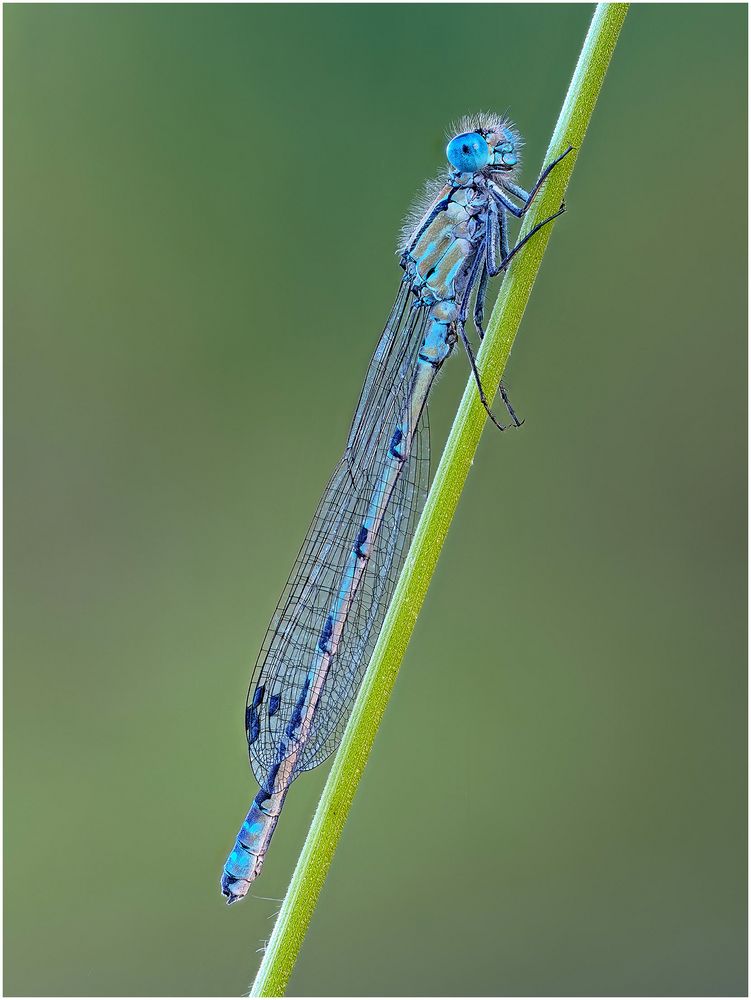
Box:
[250,4,629,995]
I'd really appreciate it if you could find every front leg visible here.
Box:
[503,145,574,214]
[489,182,524,219]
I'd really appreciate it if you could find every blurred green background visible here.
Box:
[5,4,746,996]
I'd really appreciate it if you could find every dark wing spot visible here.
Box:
[354,525,368,558]
[268,693,281,717]
[318,613,333,654]
[389,427,404,459]
[246,684,265,745]
[285,674,311,739]
[246,703,261,745]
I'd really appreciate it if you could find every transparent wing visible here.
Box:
[246,287,431,785]
[347,281,423,470]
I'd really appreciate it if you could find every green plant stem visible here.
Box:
[250,4,628,995]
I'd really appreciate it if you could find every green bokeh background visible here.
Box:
[5,4,746,996]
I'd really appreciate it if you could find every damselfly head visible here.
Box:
[399,114,522,252]
[446,112,522,176]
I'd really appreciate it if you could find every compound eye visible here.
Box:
[446,132,490,173]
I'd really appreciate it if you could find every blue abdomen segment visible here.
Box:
[221,798,277,903]
[221,767,291,904]
[419,308,456,368]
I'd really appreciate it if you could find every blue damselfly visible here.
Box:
[221,114,569,902]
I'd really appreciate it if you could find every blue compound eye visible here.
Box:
[446,132,490,173]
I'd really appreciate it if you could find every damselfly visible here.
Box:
[221,113,570,903]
